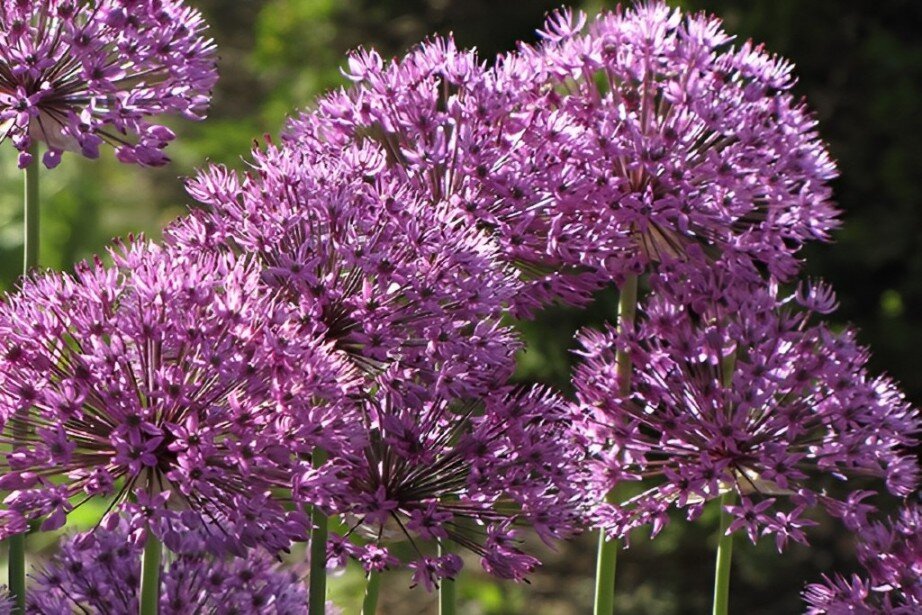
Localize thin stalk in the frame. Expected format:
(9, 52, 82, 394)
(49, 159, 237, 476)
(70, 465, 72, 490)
(712, 349, 737, 615)
(139, 532, 162, 615)
(361, 570, 381, 615)
(593, 273, 639, 615)
(438, 540, 456, 615)
(309, 448, 329, 615)
(7, 533, 25, 615)
(712, 490, 736, 615)
(23, 143, 39, 273)
(593, 524, 619, 615)
(6, 145, 40, 615)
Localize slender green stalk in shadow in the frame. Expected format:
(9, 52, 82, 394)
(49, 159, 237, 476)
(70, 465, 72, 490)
(7, 144, 40, 614)
(309, 448, 329, 615)
(438, 540, 456, 615)
(593, 274, 638, 615)
(361, 569, 381, 615)
(139, 532, 162, 615)
(712, 350, 738, 615)
(712, 490, 736, 615)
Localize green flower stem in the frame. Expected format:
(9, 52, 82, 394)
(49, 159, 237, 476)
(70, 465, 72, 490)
(6, 145, 40, 614)
(309, 448, 329, 615)
(438, 540, 456, 615)
(7, 533, 25, 615)
(593, 273, 639, 615)
(23, 143, 39, 274)
(139, 532, 162, 615)
(361, 569, 381, 615)
(712, 490, 736, 615)
(593, 527, 619, 615)
(711, 348, 738, 615)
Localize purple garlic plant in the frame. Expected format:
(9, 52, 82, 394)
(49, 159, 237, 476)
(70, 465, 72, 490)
(167, 139, 521, 398)
(28, 519, 338, 614)
(0, 0, 217, 168)
(0, 240, 356, 555)
(165, 132, 590, 601)
(573, 261, 919, 547)
(804, 502, 922, 614)
(285, 1, 838, 315)
(316, 380, 587, 590)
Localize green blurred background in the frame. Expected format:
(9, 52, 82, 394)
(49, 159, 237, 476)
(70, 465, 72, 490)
(1, 0, 920, 612)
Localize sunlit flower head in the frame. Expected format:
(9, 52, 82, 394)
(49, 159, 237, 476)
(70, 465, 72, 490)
(167, 140, 520, 399)
(0, 0, 217, 168)
(573, 271, 919, 547)
(29, 518, 341, 614)
(284, 1, 838, 315)
(312, 380, 588, 589)
(0, 240, 355, 555)
(804, 502, 922, 614)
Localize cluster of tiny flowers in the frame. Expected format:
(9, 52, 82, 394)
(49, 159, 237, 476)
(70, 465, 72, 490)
(28, 519, 338, 614)
(284, 1, 838, 314)
(573, 264, 920, 547)
(284, 37, 603, 315)
(803, 502, 921, 614)
(162, 95, 597, 585)
(0, 241, 356, 555)
(0, 0, 216, 168)
(167, 139, 520, 398)
(0, 0, 914, 606)
(316, 381, 587, 589)
(498, 3, 839, 283)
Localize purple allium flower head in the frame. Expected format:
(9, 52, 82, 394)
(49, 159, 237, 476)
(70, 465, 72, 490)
(284, 2, 838, 314)
(0, 588, 10, 615)
(0, 0, 217, 168)
(498, 2, 839, 283)
(803, 501, 922, 614)
(285, 37, 603, 316)
(312, 381, 587, 589)
(166, 139, 520, 398)
(28, 519, 339, 615)
(0, 240, 356, 555)
(573, 271, 920, 546)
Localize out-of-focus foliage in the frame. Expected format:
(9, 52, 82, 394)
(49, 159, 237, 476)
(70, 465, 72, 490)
(1, 1, 918, 613)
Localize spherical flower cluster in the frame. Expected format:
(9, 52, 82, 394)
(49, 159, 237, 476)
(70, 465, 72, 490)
(167, 139, 520, 398)
(0, 0, 217, 168)
(496, 2, 839, 284)
(286, 36, 604, 315)
(573, 269, 919, 547)
(803, 502, 921, 614)
(315, 381, 587, 589)
(0, 241, 356, 555)
(284, 1, 838, 314)
(29, 519, 337, 614)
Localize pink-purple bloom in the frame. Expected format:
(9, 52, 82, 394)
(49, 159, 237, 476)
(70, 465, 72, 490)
(315, 382, 587, 589)
(285, 1, 838, 314)
(167, 139, 520, 398)
(0, 0, 217, 168)
(28, 519, 335, 614)
(573, 267, 920, 546)
(0, 241, 355, 555)
(804, 502, 922, 614)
